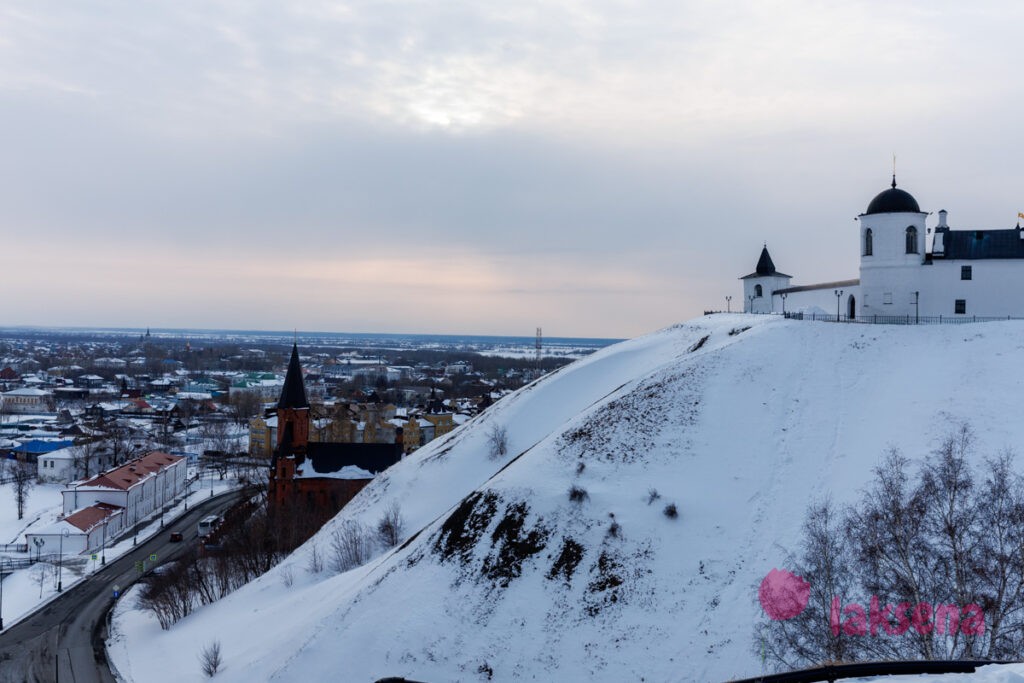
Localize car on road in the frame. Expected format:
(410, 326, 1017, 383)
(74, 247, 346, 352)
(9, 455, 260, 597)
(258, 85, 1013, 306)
(169, 531, 184, 542)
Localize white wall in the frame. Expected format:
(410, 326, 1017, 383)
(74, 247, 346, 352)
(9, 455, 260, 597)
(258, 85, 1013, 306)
(774, 285, 861, 318)
(917, 259, 1024, 318)
(743, 275, 791, 313)
(859, 210, 928, 318)
(38, 454, 75, 484)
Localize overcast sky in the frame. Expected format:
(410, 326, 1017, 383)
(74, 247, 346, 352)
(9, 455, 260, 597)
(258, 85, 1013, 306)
(2, 1, 1023, 338)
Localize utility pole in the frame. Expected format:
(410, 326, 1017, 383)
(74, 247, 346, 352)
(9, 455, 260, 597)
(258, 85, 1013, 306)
(535, 328, 542, 377)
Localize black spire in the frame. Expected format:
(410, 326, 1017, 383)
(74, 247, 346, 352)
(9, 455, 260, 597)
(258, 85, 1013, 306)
(278, 343, 309, 410)
(755, 245, 777, 275)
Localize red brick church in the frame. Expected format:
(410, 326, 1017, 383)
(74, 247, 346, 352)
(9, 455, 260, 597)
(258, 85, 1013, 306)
(267, 344, 403, 514)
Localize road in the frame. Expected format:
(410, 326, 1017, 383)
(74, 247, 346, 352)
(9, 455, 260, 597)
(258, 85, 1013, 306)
(0, 491, 242, 683)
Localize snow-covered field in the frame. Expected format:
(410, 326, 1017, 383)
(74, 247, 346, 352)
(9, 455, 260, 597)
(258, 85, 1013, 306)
(0, 482, 65, 545)
(110, 315, 1024, 682)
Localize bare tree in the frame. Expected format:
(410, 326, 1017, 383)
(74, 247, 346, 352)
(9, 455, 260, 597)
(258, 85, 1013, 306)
(230, 391, 262, 425)
(376, 501, 405, 548)
(69, 439, 102, 480)
(32, 562, 52, 598)
(106, 420, 142, 466)
(7, 459, 36, 520)
(486, 424, 509, 460)
(330, 521, 372, 572)
(759, 426, 1024, 671)
(306, 542, 324, 574)
(199, 640, 222, 677)
(201, 420, 238, 480)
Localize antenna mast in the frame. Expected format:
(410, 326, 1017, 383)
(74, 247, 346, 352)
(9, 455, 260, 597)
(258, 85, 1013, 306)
(535, 327, 542, 376)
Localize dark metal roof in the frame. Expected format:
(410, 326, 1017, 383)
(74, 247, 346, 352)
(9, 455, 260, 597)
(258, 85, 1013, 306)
(277, 344, 309, 410)
(935, 227, 1024, 260)
(306, 442, 402, 475)
(740, 246, 793, 279)
(774, 278, 859, 295)
(864, 178, 921, 215)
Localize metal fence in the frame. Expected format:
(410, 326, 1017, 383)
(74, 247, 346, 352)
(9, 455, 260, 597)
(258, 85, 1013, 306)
(783, 311, 1024, 325)
(0, 543, 27, 553)
(703, 311, 1024, 326)
(726, 658, 1012, 683)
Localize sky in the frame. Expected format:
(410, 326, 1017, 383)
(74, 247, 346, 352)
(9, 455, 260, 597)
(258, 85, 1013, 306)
(2, 1, 1024, 338)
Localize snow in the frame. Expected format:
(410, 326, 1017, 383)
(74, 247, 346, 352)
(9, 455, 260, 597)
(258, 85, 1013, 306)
(0, 472, 241, 630)
(0, 482, 66, 544)
(110, 315, 1024, 681)
(294, 465, 374, 480)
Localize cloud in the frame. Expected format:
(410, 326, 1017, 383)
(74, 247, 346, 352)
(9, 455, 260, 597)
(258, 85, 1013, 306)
(1, 2, 1024, 336)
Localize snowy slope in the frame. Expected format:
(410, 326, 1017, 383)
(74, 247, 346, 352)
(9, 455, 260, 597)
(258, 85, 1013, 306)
(111, 315, 1024, 682)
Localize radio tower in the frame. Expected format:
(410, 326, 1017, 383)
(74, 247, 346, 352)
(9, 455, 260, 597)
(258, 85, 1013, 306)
(535, 327, 542, 376)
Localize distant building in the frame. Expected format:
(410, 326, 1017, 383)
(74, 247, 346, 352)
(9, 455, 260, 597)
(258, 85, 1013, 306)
(742, 176, 1024, 320)
(249, 414, 277, 458)
(61, 451, 187, 525)
(27, 451, 186, 555)
(267, 345, 402, 516)
(1, 387, 54, 414)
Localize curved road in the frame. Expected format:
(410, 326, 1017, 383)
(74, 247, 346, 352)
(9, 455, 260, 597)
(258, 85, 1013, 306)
(0, 491, 242, 683)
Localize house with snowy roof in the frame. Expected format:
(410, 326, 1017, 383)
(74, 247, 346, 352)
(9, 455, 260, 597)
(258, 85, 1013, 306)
(1, 387, 54, 414)
(60, 451, 186, 534)
(742, 175, 1024, 320)
(26, 502, 124, 556)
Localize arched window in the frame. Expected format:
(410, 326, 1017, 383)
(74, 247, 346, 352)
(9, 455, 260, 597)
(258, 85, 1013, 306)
(754, 284, 763, 297)
(905, 226, 918, 254)
(864, 228, 873, 256)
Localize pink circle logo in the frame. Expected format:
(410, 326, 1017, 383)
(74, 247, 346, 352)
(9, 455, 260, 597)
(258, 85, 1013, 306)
(759, 568, 811, 620)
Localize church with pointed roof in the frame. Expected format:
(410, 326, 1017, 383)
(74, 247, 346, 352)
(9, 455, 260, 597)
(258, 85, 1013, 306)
(741, 176, 1024, 320)
(267, 344, 403, 514)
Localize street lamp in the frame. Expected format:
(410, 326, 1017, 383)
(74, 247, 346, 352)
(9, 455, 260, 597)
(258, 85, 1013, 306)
(914, 290, 920, 324)
(57, 528, 69, 592)
(781, 292, 788, 315)
(834, 289, 844, 322)
(747, 294, 755, 314)
(725, 295, 732, 313)
(33, 537, 44, 562)
(1, 557, 6, 630)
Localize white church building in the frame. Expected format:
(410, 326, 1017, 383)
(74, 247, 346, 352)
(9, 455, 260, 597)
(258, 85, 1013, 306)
(742, 176, 1024, 321)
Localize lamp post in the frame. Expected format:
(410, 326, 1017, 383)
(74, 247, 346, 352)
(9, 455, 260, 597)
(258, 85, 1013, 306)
(1, 557, 6, 630)
(747, 295, 755, 314)
(834, 289, 844, 322)
(57, 528, 69, 592)
(725, 295, 732, 313)
(781, 293, 788, 315)
(33, 537, 44, 562)
(914, 291, 920, 324)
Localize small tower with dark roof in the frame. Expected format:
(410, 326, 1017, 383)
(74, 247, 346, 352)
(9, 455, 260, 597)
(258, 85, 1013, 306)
(739, 245, 792, 313)
(857, 176, 927, 318)
(276, 343, 310, 456)
(268, 343, 312, 509)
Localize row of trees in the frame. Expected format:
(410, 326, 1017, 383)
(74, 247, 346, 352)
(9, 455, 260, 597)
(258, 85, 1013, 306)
(757, 425, 1024, 669)
(139, 500, 405, 629)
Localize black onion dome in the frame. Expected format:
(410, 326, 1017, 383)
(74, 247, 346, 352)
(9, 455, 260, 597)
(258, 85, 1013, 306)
(865, 178, 921, 215)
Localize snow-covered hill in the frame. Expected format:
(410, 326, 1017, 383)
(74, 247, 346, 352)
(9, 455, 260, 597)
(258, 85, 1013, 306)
(110, 315, 1024, 682)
